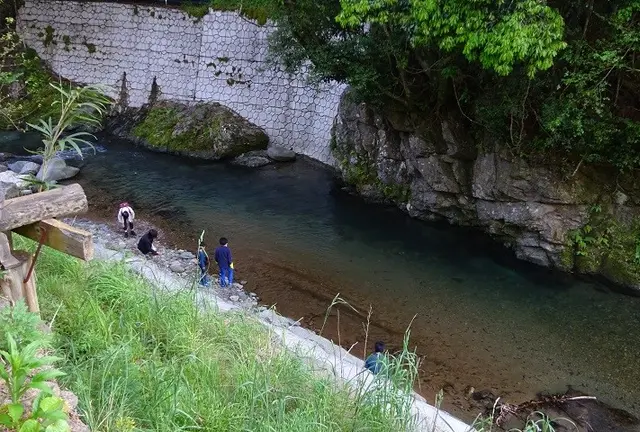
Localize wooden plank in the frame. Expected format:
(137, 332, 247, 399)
(13, 219, 94, 261)
(0, 184, 88, 232)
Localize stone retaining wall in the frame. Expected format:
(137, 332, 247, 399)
(17, 0, 345, 164)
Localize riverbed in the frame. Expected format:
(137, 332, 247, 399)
(4, 132, 640, 426)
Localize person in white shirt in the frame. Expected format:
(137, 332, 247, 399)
(117, 202, 136, 238)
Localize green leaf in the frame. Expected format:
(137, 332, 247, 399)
(31, 370, 66, 383)
(27, 381, 54, 394)
(0, 413, 13, 427)
(29, 355, 62, 368)
(44, 419, 70, 432)
(8, 403, 24, 423)
(19, 419, 41, 432)
(39, 397, 64, 414)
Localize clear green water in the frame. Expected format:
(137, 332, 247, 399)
(4, 133, 640, 422)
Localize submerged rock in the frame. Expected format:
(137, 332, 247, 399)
(108, 101, 269, 160)
(231, 150, 272, 168)
(267, 145, 296, 162)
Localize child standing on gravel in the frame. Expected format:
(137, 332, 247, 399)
(214, 237, 234, 287)
(198, 242, 210, 287)
(117, 202, 136, 238)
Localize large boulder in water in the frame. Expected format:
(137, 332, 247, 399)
(109, 101, 269, 160)
(36, 157, 80, 182)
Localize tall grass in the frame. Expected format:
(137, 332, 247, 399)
(29, 243, 417, 431)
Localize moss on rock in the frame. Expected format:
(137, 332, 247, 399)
(0, 49, 63, 131)
(566, 207, 640, 289)
(132, 107, 179, 148)
(130, 101, 268, 159)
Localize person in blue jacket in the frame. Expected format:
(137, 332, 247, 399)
(197, 242, 210, 287)
(214, 237, 234, 287)
(364, 341, 387, 375)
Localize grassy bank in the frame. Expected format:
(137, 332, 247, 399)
(28, 244, 417, 431)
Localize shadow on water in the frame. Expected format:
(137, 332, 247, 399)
(4, 131, 640, 428)
(329, 187, 580, 291)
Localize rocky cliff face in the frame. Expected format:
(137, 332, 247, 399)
(332, 90, 640, 292)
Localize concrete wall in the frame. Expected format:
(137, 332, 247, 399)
(17, 0, 346, 164)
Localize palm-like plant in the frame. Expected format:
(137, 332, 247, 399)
(26, 83, 111, 190)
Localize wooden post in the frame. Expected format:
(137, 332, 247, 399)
(0, 251, 38, 313)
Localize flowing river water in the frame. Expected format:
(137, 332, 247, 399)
(4, 132, 640, 426)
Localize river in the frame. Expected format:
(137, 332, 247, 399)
(4, 132, 640, 426)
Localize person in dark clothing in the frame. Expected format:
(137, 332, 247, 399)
(214, 237, 233, 287)
(137, 229, 159, 256)
(197, 242, 210, 287)
(364, 341, 387, 375)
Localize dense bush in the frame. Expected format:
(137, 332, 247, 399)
(268, 0, 640, 172)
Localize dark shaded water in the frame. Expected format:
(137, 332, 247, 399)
(4, 133, 640, 424)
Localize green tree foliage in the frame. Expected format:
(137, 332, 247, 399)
(270, 0, 640, 171)
(336, 0, 566, 77)
(537, 1, 640, 170)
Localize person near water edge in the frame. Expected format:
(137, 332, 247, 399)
(198, 241, 211, 287)
(138, 229, 159, 256)
(214, 237, 233, 287)
(364, 341, 387, 375)
(117, 202, 136, 238)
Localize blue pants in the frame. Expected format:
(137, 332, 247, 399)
(199, 268, 210, 287)
(219, 267, 233, 287)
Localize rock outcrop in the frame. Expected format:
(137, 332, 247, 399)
(107, 101, 269, 160)
(8, 160, 40, 175)
(0, 171, 28, 200)
(37, 157, 80, 182)
(332, 90, 640, 292)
